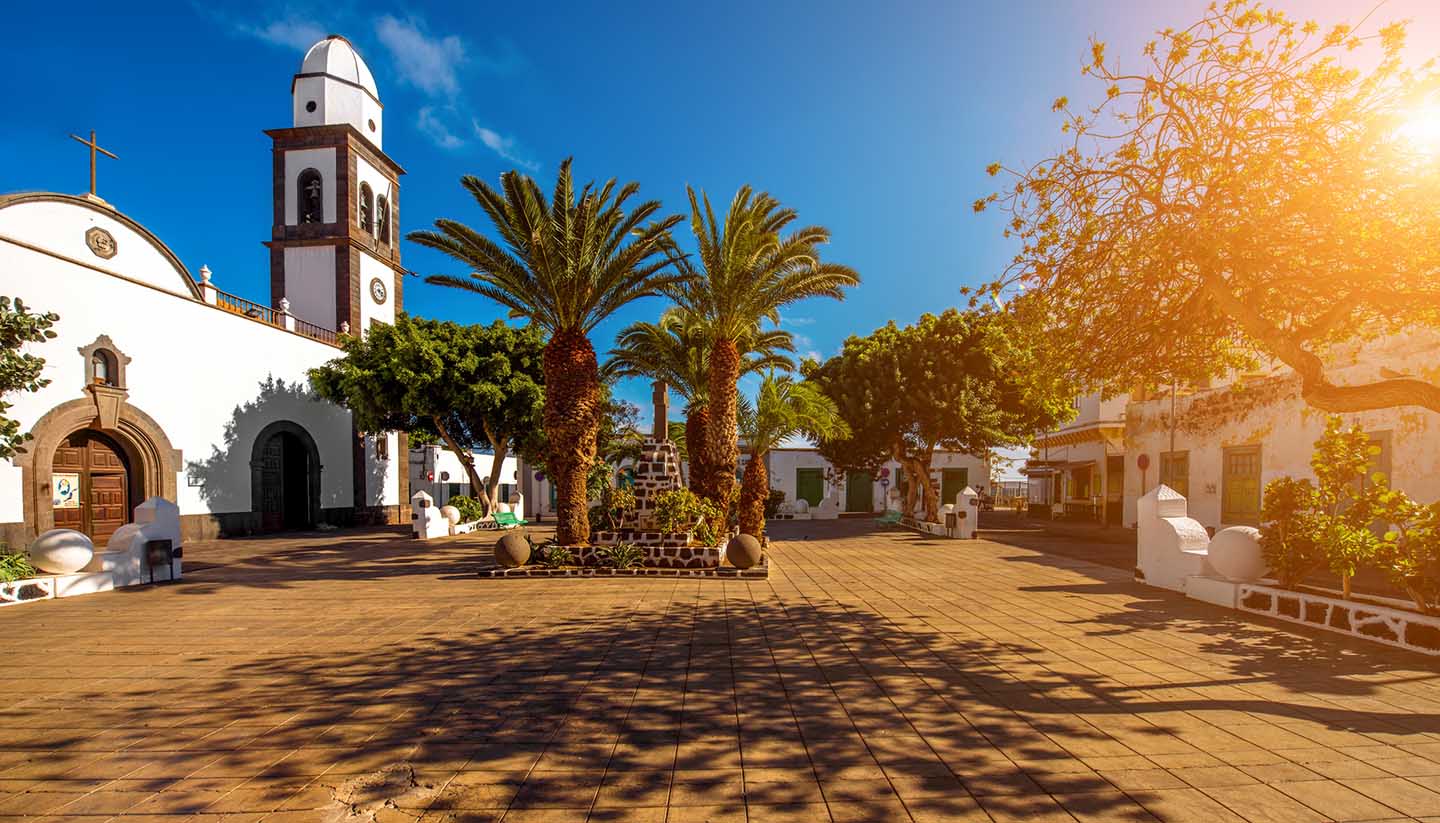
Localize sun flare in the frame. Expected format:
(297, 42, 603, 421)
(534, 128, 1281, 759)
(1396, 103, 1440, 156)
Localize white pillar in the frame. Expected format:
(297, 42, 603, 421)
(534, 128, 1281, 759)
(198, 265, 218, 305)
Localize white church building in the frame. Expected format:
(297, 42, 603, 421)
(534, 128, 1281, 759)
(0, 35, 410, 545)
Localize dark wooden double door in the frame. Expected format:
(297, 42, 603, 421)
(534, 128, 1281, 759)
(52, 430, 131, 544)
(258, 431, 313, 531)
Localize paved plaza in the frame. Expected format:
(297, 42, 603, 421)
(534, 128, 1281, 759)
(4, 519, 1440, 822)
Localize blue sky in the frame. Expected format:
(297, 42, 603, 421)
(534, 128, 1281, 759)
(4, 0, 1435, 472)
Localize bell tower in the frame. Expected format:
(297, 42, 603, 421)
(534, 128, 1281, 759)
(264, 34, 404, 334)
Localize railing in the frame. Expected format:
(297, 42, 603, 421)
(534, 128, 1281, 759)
(215, 289, 278, 325)
(295, 317, 339, 346)
(211, 288, 340, 347)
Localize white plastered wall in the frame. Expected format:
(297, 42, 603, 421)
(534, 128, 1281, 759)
(282, 246, 337, 330)
(0, 201, 357, 520)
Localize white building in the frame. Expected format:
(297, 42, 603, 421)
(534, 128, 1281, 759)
(753, 447, 990, 517)
(408, 445, 523, 516)
(1123, 332, 1440, 531)
(1024, 392, 1128, 524)
(0, 35, 408, 544)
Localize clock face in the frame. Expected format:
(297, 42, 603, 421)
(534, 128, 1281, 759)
(369, 277, 388, 304)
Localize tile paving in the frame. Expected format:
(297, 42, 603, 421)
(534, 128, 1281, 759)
(3, 518, 1440, 821)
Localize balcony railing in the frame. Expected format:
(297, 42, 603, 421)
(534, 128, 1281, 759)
(211, 288, 339, 347)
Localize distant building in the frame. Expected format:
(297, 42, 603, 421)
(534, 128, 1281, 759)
(1023, 393, 1128, 525)
(407, 444, 523, 516)
(745, 447, 990, 517)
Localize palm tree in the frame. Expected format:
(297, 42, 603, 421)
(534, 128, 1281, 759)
(737, 374, 850, 535)
(603, 309, 794, 498)
(409, 159, 683, 544)
(667, 186, 859, 515)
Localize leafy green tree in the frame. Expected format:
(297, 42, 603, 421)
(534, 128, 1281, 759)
(309, 315, 545, 516)
(0, 297, 57, 460)
(604, 309, 794, 497)
(410, 159, 683, 543)
(666, 187, 857, 515)
(806, 308, 1072, 522)
(977, 3, 1440, 412)
(737, 375, 849, 536)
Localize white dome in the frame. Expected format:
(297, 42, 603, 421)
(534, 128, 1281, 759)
(299, 35, 379, 101)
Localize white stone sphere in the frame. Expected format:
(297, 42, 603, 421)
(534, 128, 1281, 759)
(942, 503, 955, 514)
(793, 499, 810, 514)
(30, 529, 95, 575)
(104, 523, 146, 555)
(497, 502, 511, 514)
(1208, 526, 1266, 581)
(440, 506, 461, 526)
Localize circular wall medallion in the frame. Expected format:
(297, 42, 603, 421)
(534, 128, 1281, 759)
(368, 119, 376, 132)
(84, 227, 117, 260)
(369, 277, 388, 304)
(305, 100, 317, 113)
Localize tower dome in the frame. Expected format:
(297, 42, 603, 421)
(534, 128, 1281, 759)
(292, 34, 383, 148)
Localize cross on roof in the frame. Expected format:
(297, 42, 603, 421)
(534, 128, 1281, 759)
(68, 130, 118, 197)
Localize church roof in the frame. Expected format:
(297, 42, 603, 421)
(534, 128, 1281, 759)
(298, 35, 379, 102)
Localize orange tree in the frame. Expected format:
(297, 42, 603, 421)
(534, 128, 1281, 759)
(976, 2, 1440, 411)
(410, 159, 683, 544)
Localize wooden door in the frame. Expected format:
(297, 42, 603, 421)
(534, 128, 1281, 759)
(845, 472, 873, 513)
(795, 468, 824, 507)
(941, 468, 969, 507)
(259, 435, 285, 531)
(1222, 446, 1262, 525)
(50, 430, 131, 542)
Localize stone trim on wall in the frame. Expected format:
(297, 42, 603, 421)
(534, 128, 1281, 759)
(13, 396, 182, 542)
(1237, 582, 1440, 656)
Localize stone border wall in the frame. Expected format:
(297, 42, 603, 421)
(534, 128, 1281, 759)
(591, 529, 694, 548)
(572, 543, 720, 569)
(478, 558, 768, 580)
(1237, 582, 1440, 656)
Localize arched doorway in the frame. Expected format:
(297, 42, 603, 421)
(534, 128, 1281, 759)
(250, 422, 321, 532)
(50, 429, 137, 543)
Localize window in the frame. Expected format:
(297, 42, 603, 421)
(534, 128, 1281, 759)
(297, 168, 323, 224)
(376, 195, 390, 243)
(1222, 446, 1262, 525)
(1160, 451, 1189, 498)
(359, 182, 374, 233)
(91, 350, 116, 386)
(795, 468, 824, 507)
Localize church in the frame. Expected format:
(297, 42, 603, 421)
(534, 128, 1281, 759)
(0, 35, 410, 545)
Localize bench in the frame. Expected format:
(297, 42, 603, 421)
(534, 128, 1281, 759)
(494, 511, 528, 529)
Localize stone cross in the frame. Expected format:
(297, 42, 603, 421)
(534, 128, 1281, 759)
(652, 380, 669, 440)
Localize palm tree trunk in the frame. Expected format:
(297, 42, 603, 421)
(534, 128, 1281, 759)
(739, 450, 768, 536)
(686, 404, 711, 497)
(705, 338, 741, 513)
(544, 330, 601, 544)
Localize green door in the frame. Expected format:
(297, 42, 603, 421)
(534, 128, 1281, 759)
(1222, 446, 1262, 525)
(941, 468, 969, 506)
(795, 468, 824, 507)
(846, 472, 874, 512)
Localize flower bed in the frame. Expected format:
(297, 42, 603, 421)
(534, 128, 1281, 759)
(572, 542, 721, 569)
(1236, 582, 1440, 656)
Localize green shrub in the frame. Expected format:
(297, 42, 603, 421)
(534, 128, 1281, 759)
(1372, 492, 1440, 616)
(447, 495, 486, 523)
(764, 489, 786, 519)
(600, 542, 645, 569)
(536, 544, 575, 569)
(1259, 417, 1382, 595)
(0, 550, 35, 583)
(654, 488, 725, 545)
(598, 486, 635, 531)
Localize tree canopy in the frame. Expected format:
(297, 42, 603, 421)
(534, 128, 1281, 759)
(805, 308, 1072, 520)
(309, 314, 545, 515)
(0, 297, 57, 460)
(977, 2, 1440, 412)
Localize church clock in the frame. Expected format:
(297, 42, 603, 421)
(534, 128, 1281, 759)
(369, 277, 387, 305)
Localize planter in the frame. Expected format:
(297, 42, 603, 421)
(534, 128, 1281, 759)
(0, 577, 56, 605)
(1236, 582, 1440, 656)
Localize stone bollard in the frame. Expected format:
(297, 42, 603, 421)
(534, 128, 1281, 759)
(955, 487, 980, 539)
(411, 490, 447, 539)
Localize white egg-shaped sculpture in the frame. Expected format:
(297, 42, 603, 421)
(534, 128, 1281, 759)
(1208, 526, 1267, 581)
(105, 523, 145, 554)
(496, 502, 512, 514)
(793, 499, 810, 514)
(440, 505, 461, 525)
(30, 528, 95, 575)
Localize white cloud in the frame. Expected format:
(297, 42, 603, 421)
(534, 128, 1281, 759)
(375, 15, 464, 98)
(779, 313, 816, 327)
(417, 107, 463, 149)
(198, 5, 327, 52)
(473, 122, 540, 171)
